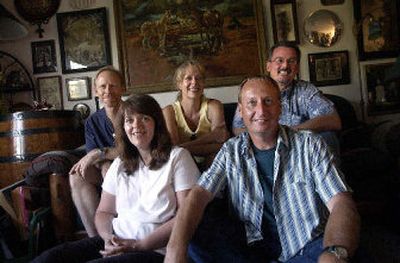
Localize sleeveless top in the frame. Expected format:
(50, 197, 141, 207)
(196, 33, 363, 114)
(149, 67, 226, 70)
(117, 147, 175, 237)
(172, 96, 212, 143)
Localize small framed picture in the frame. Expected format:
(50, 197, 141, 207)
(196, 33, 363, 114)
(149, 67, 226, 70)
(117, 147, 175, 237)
(271, 0, 300, 44)
(31, 40, 57, 74)
(308, 51, 350, 87)
(37, 76, 63, 109)
(66, 77, 91, 101)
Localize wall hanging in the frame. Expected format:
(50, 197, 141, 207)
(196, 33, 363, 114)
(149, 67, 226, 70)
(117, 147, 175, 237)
(14, 0, 60, 38)
(304, 9, 343, 47)
(270, 0, 299, 44)
(56, 7, 111, 74)
(115, 0, 267, 94)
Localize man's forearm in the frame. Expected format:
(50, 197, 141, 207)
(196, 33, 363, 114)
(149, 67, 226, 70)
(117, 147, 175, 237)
(323, 193, 360, 257)
(293, 113, 342, 132)
(165, 186, 213, 263)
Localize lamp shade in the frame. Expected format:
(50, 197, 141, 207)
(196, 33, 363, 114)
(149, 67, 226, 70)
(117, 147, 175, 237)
(0, 3, 28, 40)
(384, 56, 400, 83)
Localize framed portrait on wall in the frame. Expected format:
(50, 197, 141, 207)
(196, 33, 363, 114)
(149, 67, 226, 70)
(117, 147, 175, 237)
(270, 0, 299, 44)
(114, 0, 268, 94)
(31, 40, 57, 74)
(37, 76, 63, 109)
(353, 0, 400, 61)
(56, 8, 112, 74)
(308, 51, 350, 87)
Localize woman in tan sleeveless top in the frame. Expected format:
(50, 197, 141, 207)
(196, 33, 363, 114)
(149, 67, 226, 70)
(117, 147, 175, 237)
(162, 60, 229, 170)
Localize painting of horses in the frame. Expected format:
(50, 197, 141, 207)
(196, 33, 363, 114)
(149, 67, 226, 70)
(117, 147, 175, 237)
(115, 0, 267, 93)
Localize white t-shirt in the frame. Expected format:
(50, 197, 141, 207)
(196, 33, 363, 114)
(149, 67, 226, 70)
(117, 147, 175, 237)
(102, 146, 200, 254)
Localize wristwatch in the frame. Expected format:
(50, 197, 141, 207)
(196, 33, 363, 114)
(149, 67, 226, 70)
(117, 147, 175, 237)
(323, 246, 349, 261)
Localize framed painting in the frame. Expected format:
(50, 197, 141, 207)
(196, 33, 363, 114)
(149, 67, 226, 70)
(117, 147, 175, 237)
(360, 59, 400, 116)
(37, 76, 63, 109)
(308, 51, 350, 87)
(114, 0, 268, 94)
(270, 0, 299, 44)
(353, 0, 400, 61)
(56, 7, 112, 74)
(321, 0, 344, 5)
(31, 40, 57, 74)
(65, 77, 91, 101)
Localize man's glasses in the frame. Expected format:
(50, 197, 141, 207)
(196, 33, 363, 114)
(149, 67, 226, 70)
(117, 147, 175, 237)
(271, 57, 298, 65)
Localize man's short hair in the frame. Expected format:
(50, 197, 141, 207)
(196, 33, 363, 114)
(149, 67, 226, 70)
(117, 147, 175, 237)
(94, 66, 125, 87)
(238, 75, 280, 103)
(268, 42, 301, 63)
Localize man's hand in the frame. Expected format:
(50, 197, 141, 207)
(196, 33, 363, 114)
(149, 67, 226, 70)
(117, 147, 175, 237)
(100, 235, 142, 257)
(69, 149, 101, 178)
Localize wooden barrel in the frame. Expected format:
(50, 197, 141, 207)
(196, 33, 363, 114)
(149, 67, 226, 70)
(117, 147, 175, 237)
(0, 110, 84, 188)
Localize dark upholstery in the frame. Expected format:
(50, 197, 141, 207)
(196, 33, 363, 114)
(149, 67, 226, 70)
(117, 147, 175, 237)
(223, 103, 237, 135)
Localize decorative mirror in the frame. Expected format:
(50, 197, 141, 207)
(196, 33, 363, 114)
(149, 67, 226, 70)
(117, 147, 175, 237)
(14, 0, 61, 38)
(303, 9, 343, 47)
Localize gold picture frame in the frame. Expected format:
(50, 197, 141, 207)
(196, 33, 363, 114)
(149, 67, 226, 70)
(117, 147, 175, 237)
(114, 0, 267, 94)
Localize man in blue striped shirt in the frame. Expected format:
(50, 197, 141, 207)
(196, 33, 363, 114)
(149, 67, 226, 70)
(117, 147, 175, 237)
(166, 76, 360, 263)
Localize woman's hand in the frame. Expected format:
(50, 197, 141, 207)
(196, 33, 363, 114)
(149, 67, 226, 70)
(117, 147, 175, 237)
(100, 235, 143, 257)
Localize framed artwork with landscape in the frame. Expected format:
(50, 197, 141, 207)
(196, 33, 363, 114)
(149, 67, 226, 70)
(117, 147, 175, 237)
(56, 8, 112, 74)
(353, 0, 400, 61)
(114, 0, 267, 94)
(308, 51, 350, 87)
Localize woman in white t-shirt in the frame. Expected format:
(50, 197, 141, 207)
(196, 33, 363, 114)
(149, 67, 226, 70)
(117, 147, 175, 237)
(32, 94, 200, 263)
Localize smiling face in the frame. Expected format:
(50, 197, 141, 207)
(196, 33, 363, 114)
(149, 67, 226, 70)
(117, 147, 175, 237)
(123, 112, 155, 153)
(239, 78, 281, 136)
(94, 70, 125, 107)
(266, 46, 299, 90)
(177, 65, 205, 100)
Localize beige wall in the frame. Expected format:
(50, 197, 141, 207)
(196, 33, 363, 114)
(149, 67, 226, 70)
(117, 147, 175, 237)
(1, 0, 399, 123)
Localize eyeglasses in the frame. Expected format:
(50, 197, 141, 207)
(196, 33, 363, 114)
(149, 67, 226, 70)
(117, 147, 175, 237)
(271, 57, 298, 65)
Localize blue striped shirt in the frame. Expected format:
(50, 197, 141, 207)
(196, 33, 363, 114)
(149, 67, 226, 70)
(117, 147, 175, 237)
(198, 125, 350, 261)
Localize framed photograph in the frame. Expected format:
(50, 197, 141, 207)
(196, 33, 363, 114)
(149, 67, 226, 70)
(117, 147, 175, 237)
(56, 8, 112, 74)
(321, 0, 344, 5)
(31, 40, 57, 74)
(37, 76, 63, 109)
(353, 0, 400, 61)
(65, 77, 91, 101)
(114, 0, 268, 94)
(360, 59, 400, 116)
(270, 0, 299, 44)
(73, 103, 91, 119)
(308, 51, 350, 87)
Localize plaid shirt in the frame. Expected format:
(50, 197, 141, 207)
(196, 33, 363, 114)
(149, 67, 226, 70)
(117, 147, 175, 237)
(198, 126, 350, 261)
(232, 80, 336, 129)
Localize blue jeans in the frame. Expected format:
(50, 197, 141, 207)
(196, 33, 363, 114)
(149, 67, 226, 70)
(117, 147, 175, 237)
(189, 203, 325, 263)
